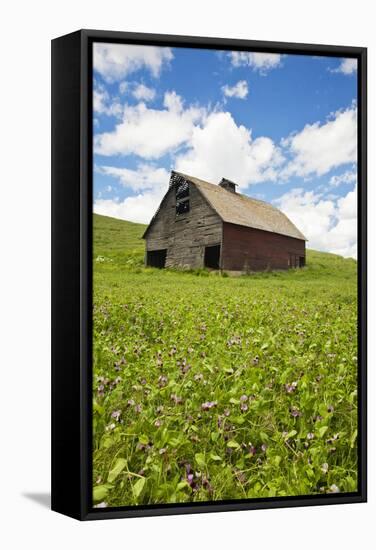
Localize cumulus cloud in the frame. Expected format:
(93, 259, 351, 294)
(275, 185, 357, 258)
(94, 91, 206, 158)
(331, 58, 357, 75)
(132, 83, 156, 102)
(94, 189, 164, 225)
(229, 51, 282, 73)
(94, 163, 170, 224)
(96, 164, 169, 192)
(329, 168, 357, 187)
(222, 80, 248, 99)
(93, 84, 122, 118)
(175, 111, 284, 188)
(281, 103, 357, 178)
(93, 43, 173, 82)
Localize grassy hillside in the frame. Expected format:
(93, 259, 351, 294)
(94, 213, 146, 265)
(92, 213, 358, 507)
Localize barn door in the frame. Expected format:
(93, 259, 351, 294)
(146, 249, 167, 268)
(204, 245, 221, 269)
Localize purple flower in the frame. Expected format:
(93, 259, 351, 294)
(240, 403, 248, 412)
(247, 444, 257, 456)
(111, 410, 121, 421)
(240, 395, 248, 402)
(290, 407, 301, 418)
(285, 381, 298, 394)
(127, 399, 135, 407)
(158, 375, 168, 387)
(171, 394, 183, 405)
(134, 404, 142, 413)
(201, 401, 217, 411)
(261, 443, 267, 452)
(154, 419, 162, 428)
(307, 432, 315, 440)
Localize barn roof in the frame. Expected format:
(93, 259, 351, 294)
(143, 171, 307, 241)
(179, 173, 307, 241)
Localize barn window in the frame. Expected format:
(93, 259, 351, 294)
(175, 178, 190, 216)
(299, 256, 305, 267)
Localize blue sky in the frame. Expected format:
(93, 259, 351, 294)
(93, 44, 357, 257)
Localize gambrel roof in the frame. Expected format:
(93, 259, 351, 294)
(143, 171, 307, 241)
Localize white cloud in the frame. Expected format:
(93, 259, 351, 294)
(93, 43, 173, 82)
(222, 80, 248, 99)
(229, 51, 282, 73)
(175, 111, 284, 188)
(119, 81, 128, 94)
(94, 91, 206, 159)
(281, 103, 357, 178)
(132, 83, 156, 102)
(94, 163, 170, 224)
(275, 185, 357, 258)
(96, 164, 170, 192)
(93, 86, 123, 118)
(329, 168, 357, 187)
(94, 189, 164, 225)
(331, 58, 357, 75)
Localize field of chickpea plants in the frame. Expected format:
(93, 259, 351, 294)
(92, 214, 358, 508)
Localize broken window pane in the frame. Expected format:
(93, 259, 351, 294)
(176, 179, 189, 200)
(176, 200, 190, 215)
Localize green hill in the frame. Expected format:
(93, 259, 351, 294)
(93, 213, 146, 265)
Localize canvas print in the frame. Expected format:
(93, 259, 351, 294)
(92, 42, 358, 508)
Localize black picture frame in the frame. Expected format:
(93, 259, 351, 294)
(51, 29, 367, 520)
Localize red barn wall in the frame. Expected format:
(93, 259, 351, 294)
(222, 222, 306, 271)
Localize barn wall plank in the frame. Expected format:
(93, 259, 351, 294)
(145, 182, 222, 268)
(222, 222, 306, 271)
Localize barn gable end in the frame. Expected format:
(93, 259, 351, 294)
(144, 174, 222, 269)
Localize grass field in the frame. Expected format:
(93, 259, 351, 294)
(92, 213, 358, 507)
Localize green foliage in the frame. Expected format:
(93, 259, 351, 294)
(92, 214, 358, 507)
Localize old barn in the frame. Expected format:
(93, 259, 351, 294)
(143, 171, 306, 272)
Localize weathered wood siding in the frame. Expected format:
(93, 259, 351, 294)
(222, 222, 306, 271)
(145, 183, 222, 268)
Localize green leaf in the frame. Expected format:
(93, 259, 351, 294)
(210, 454, 222, 462)
(229, 397, 239, 405)
(318, 426, 328, 438)
(138, 434, 149, 445)
(132, 477, 146, 499)
(227, 440, 240, 449)
(177, 480, 189, 490)
(350, 429, 358, 448)
(107, 458, 127, 483)
(284, 430, 297, 440)
(274, 456, 282, 467)
(93, 485, 110, 502)
(195, 452, 206, 469)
